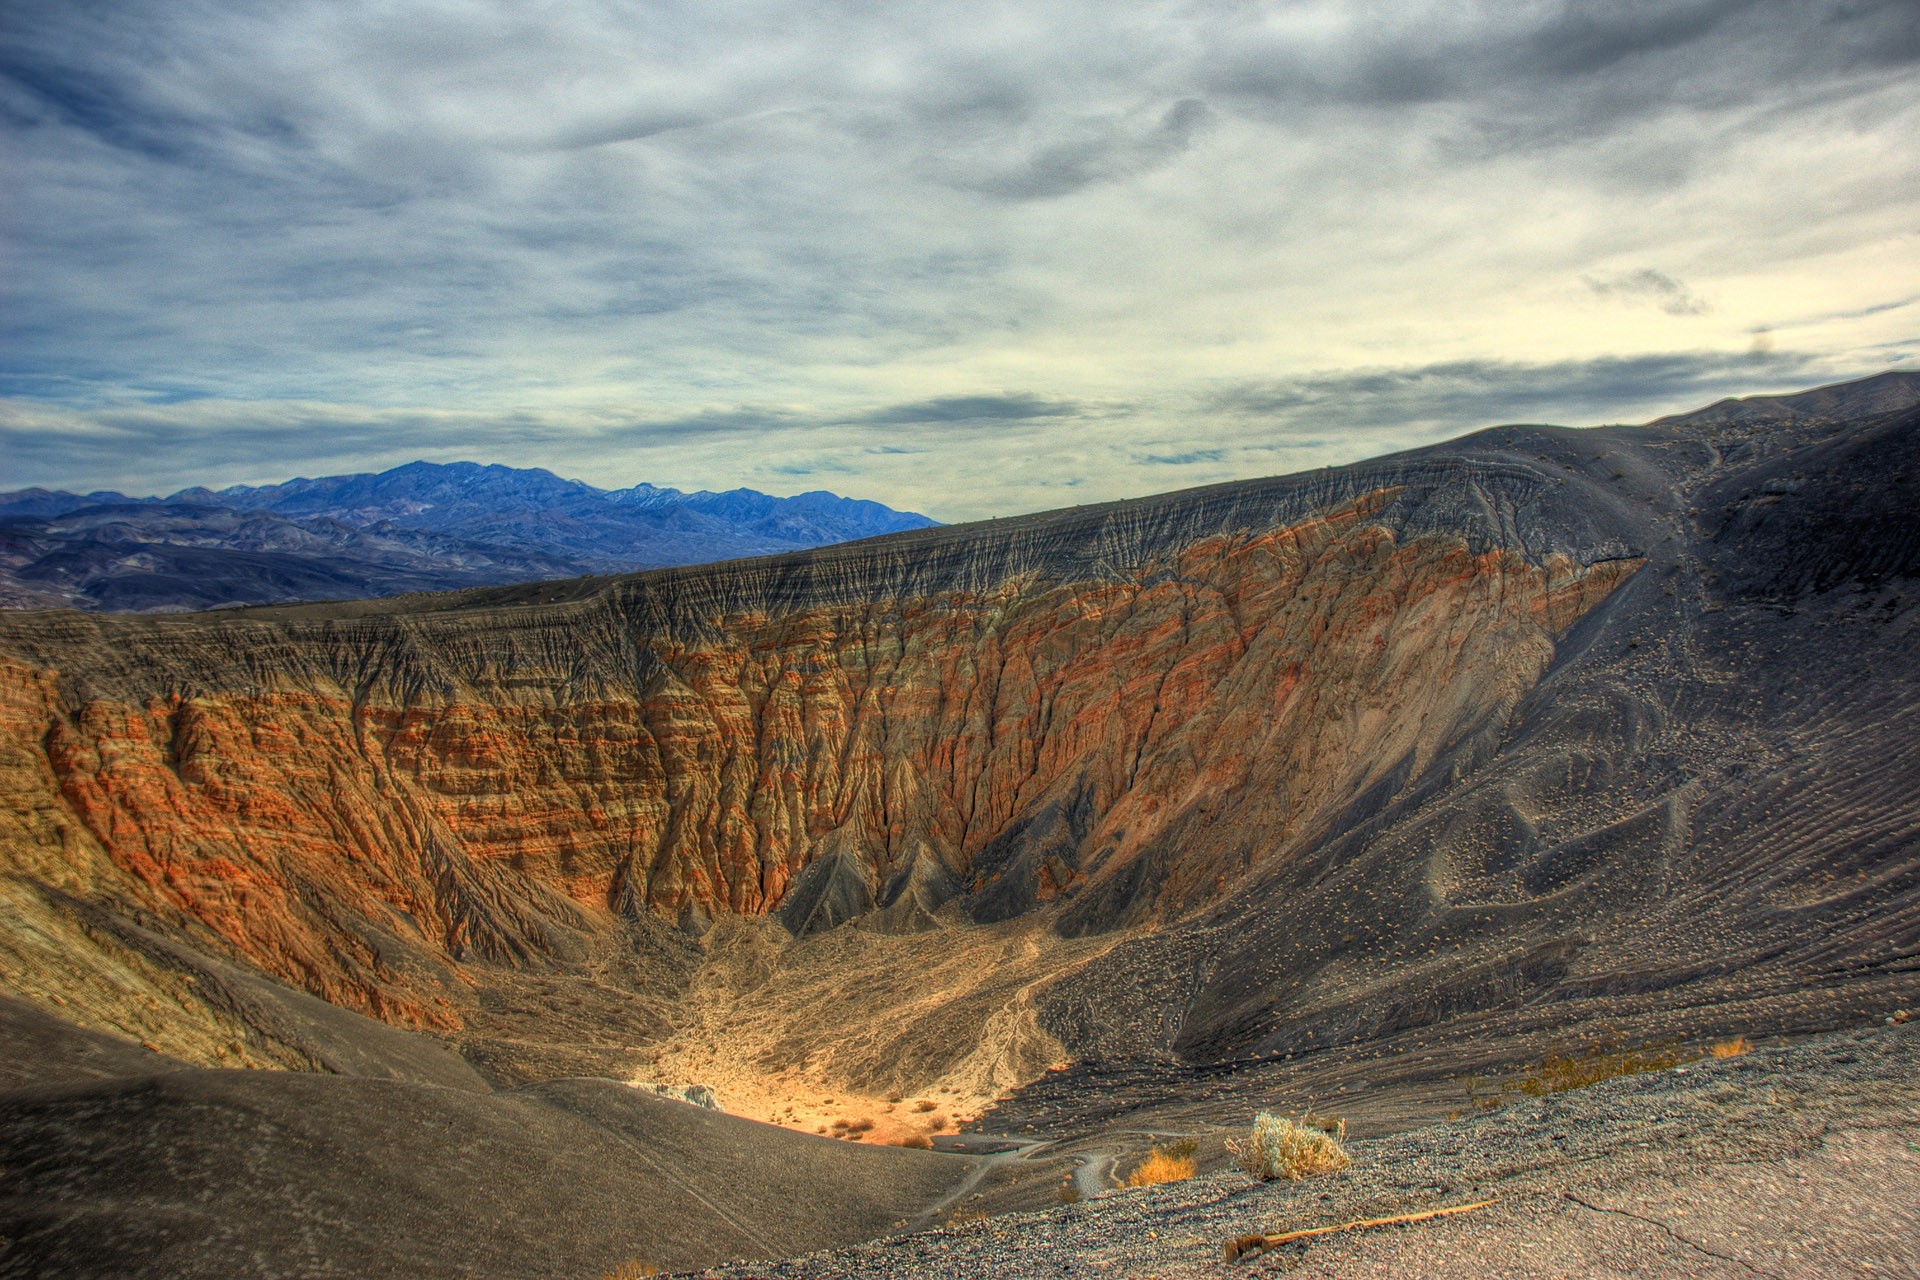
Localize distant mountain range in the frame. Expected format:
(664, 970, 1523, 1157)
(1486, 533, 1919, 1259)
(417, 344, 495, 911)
(0, 462, 938, 612)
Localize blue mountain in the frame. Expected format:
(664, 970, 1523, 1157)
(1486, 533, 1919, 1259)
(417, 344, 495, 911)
(0, 462, 937, 612)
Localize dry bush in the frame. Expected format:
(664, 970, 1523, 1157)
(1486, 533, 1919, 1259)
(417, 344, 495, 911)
(1126, 1138, 1198, 1187)
(844, 1117, 875, 1135)
(895, 1133, 933, 1149)
(1507, 1043, 1692, 1096)
(1057, 1181, 1082, 1203)
(913, 1099, 938, 1112)
(1470, 1034, 1756, 1113)
(599, 1263, 658, 1279)
(1227, 1112, 1351, 1182)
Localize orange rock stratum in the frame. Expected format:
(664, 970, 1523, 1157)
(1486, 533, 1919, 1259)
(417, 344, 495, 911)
(0, 467, 1635, 1052)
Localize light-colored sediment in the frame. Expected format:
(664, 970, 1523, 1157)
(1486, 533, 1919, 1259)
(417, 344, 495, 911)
(641, 916, 1125, 1142)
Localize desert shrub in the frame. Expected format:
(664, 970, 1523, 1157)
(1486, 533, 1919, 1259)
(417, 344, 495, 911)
(1057, 1181, 1082, 1203)
(1470, 1034, 1757, 1113)
(599, 1263, 658, 1279)
(1227, 1112, 1351, 1181)
(895, 1133, 933, 1149)
(1507, 1043, 1691, 1096)
(913, 1099, 938, 1112)
(1126, 1138, 1198, 1187)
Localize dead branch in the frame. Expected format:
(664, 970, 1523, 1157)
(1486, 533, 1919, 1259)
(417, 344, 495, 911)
(1224, 1198, 1499, 1261)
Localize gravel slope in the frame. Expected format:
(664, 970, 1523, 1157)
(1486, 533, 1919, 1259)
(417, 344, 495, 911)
(692, 1020, 1918, 1279)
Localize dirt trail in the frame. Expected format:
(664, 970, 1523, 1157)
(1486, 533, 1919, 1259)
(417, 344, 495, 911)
(907, 1137, 1057, 1233)
(1071, 1150, 1116, 1199)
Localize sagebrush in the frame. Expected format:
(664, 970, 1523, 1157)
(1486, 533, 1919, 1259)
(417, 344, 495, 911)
(1470, 1033, 1756, 1109)
(1227, 1112, 1350, 1181)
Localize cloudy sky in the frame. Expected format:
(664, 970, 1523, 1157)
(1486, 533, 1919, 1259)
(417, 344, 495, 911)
(2, 0, 1915, 520)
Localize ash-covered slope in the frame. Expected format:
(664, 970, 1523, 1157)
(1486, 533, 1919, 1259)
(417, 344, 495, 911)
(0, 994, 977, 1280)
(0, 373, 1915, 1096)
(1032, 373, 1920, 1083)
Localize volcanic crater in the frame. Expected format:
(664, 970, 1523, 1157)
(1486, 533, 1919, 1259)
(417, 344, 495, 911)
(2, 373, 1917, 1278)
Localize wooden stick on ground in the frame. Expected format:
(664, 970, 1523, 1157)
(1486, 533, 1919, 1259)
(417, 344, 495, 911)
(1224, 1198, 1499, 1262)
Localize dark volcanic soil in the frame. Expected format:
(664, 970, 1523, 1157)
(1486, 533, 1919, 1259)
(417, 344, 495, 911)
(0, 993, 984, 1279)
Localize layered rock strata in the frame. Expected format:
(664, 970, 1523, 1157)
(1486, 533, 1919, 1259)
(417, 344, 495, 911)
(0, 456, 1636, 1041)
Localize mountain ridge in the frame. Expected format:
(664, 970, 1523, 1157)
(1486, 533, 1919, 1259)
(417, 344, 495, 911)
(0, 460, 938, 612)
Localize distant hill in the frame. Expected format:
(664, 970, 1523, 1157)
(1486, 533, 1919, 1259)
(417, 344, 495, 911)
(0, 462, 938, 612)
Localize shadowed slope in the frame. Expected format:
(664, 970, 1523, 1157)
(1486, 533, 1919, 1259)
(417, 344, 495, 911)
(995, 387, 1920, 1132)
(0, 999, 978, 1279)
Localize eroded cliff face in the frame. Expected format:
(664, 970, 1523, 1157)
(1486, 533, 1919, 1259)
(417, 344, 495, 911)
(0, 475, 1635, 1043)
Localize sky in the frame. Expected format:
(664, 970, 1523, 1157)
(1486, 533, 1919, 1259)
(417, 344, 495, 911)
(2, 0, 1916, 521)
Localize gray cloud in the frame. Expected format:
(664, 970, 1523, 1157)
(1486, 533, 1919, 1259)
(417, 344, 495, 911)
(853, 394, 1085, 425)
(1771, 294, 1920, 329)
(1137, 448, 1225, 466)
(1521, 1, 1759, 78)
(963, 98, 1213, 200)
(1585, 268, 1711, 316)
(1200, 1, 1917, 120)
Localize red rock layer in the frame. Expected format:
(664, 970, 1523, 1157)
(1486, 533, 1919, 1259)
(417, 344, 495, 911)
(0, 491, 1635, 1028)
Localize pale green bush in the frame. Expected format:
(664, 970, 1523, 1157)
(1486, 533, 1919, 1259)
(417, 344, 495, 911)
(1226, 1111, 1350, 1181)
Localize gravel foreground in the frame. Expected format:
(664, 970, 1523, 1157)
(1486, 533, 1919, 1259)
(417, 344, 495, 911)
(696, 1021, 1919, 1279)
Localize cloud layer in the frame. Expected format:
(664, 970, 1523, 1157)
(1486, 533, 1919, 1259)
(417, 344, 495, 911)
(3, 0, 1915, 518)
